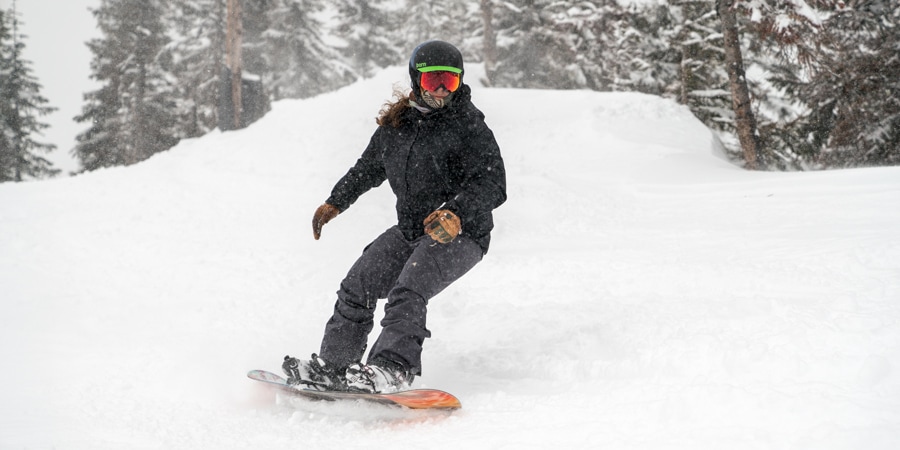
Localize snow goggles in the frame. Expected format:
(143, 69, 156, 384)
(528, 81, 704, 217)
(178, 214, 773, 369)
(419, 70, 461, 93)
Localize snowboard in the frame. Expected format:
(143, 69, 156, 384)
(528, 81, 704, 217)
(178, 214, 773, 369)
(247, 369, 461, 410)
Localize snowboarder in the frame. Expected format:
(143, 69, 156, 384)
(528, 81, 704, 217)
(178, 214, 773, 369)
(283, 40, 507, 394)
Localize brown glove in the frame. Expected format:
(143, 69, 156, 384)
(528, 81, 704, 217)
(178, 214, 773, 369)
(312, 203, 340, 240)
(423, 210, 461, 244)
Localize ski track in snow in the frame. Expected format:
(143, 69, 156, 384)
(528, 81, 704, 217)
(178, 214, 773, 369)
(2, 65, 899, 449)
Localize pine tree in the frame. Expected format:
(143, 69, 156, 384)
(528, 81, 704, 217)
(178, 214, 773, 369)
(239, 0, 272, 76)
(794, 0, 900, 167)
(262, 0, 356, 100)
(543, 0, 626, 91)
(612, 3, 681, 96)
(480, 0, 499, 85)
(665, 1, 730, 114)
(717, 0, 764, 169)
(168, 0, 227, 138)
(488, 0, 661, 92)
(0, 6, 58, 182)
(401, 0, 470, 51)
(331, 0, 403, 75)
(727, 0, 900, 169)
(490, 0, 586, 89)
(74, 0, 178, 171)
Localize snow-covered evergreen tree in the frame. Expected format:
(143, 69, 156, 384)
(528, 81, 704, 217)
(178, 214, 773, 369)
(241, 0, 272, 77)
(727, 0, 899, 168)
(488, 0, 665, 92)
(665, 1, 730, 117)
(489, 0, 585, 89)
(167, 0, 227, 138)
(74, 0, 179, 171)
(262, 0, 356, 99)
(0, 6, 58, 182)
(544, 0, 625, 91)
(793, 0, 900, 167)
(611, 3, 681, 95)
(331, 0, 403, 75)
(401, 0, 470, 52)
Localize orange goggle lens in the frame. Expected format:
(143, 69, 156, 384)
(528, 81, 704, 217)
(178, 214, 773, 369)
(419, 71, 461, 92)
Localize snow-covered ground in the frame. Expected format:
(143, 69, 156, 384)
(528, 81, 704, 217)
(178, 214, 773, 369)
(2, 66, 899, 449)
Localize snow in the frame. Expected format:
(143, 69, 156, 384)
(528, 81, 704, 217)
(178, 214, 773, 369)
(2, 65, 900, 449)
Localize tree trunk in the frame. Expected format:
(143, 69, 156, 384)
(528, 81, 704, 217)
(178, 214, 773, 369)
(226, 0, 243, 130)
(717, 0, 764, 170)
(679, 46, 692, 105)
(481, 0, 497, 86)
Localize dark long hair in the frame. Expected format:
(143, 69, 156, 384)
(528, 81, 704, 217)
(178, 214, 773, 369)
(376, 89, 413, 128)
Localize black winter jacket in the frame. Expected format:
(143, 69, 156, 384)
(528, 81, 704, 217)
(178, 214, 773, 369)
(326, 85, 507, 254)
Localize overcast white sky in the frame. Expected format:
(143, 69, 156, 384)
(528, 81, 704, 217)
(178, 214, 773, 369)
(2, 0, 100, 175)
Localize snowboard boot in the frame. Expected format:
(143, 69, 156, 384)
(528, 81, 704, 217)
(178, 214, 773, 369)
(282, 353, 346, 391)
(345, 359, 414, 394)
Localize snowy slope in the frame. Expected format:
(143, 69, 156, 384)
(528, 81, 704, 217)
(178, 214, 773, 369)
(2, 66, 899, 449)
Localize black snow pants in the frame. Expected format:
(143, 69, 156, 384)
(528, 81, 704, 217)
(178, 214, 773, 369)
(319, 226, 483, 376)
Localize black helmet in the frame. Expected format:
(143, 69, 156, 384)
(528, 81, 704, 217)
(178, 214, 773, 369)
(408, 40, 464, 92)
